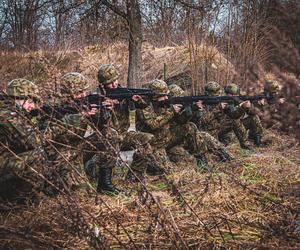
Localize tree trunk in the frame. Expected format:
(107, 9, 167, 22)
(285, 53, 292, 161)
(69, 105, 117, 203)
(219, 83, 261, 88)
(126, 0, 142, 87)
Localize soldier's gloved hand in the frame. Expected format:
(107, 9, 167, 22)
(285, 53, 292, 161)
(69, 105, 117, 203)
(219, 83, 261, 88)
(258, 99, 267, 106)
(132, 95, 141, 102)
(220, 102, 228, 109)
(81, 104, 98, 116)
(102, 100, 114, 110)
(172, 104, 183, 113)
(195, 100, 204, 110)
(278, 98, 285, 104)
(239, 100, 251, 109)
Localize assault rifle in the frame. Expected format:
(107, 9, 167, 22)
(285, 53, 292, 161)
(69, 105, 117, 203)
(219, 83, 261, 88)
(35, 87, 158, 118)
(158, 94, 275, 107)
(85, 87, 172, 111)
(85, 87, 170, 103)
(39, 103, 105, 119)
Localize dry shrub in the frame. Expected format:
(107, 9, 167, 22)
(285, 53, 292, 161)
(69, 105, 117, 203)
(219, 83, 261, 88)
(1, 130, 299, 249)
(0, 42, 299, 249)
(0, 42, 235, 92)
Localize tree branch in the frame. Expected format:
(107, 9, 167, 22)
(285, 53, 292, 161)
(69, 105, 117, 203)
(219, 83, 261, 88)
(175, 0, 205, 12)
(99, 0, 127, 20)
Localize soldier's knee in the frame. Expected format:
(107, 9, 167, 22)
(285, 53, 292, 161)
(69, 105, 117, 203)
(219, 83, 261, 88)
(183, 122, 198, 133)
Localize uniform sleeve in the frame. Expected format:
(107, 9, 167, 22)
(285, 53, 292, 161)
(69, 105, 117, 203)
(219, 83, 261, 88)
(134, 98, 149, 109)
(225, 104, 245, 119)
(42, 114, 88, 141)
(3, 112, 41, 151)
(141, 106, 174, 130)
(174, 106, 193, 124)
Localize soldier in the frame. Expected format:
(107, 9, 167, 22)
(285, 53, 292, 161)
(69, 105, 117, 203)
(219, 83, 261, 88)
(44, 72, 120, 194)
(255, 80, 285, 129)
(0, 79, 48, 200)
(191, 81, 252, 150)
(97, 64, 164, 181)
(168, 84, 233, 163)
(224, 83, 264, 146)
(136, 79, 228, 175)
(166, 84, 192, 163)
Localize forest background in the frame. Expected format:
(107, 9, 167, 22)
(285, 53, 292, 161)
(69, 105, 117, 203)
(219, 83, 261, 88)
(0, 1, 299, 249)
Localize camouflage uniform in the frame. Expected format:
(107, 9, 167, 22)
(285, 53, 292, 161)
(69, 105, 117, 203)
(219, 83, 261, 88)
(97, 64, 163, 179)
(43, 72, 120, 194)
(136, 80, 224, 173)
(192, 81, 251, 149)
(167, 84, 233, 164)
(224, 83, 264, 146)
(254, 80, 284, 129)
(0, 79, 52, 199)
(166, 85, 192, 163)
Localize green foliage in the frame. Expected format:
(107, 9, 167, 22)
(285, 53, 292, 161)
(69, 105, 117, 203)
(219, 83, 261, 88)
(240, 162, 264, 185)
(260, 193, 282, 204)
(147, 181, 168, 191)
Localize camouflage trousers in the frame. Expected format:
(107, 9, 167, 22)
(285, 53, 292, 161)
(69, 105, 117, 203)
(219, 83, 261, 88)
(83, 129, 158, 181)
(134, 122, 223, 172)
(45, 143, 85, 192)
(215, 116, 248, 146)
(242, 114, 264, 138)
(0, 148, 49, 199)
(167, 126, 231, 162)
(82, 127, 119, 182)
(120, 131, 161, 173)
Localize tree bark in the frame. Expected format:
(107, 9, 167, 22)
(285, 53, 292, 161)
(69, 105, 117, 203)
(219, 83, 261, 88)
(126, 0, 142, 87)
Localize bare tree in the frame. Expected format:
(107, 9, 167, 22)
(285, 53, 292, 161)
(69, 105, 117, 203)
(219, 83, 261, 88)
(94, 0, 142, 87)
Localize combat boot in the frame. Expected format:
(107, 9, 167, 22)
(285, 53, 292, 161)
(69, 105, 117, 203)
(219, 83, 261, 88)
(146, 155, 165, 176)
(84, 159, 97, 181)
(196, 155, 212, 172)
(97, 168, 120, 195)
(146, 162, 165, 176)
(217, 149, 234, 162)
(253, 135, 266, 147)
(240, 142, 253, 150)
(218, 133, 231, 146)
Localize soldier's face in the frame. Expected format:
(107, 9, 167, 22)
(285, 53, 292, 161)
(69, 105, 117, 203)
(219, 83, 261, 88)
(73, 90, 88, 99)
(106, 80, 119, 89)
(16, 99, 37, 112)
(156, 95, 169, 102)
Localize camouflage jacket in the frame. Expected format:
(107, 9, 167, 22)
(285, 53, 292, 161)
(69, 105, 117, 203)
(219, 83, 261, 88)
(136, 102, 175, 148)
(97, 87, 148, 134)
(40, 101, 92, 146)
(191, 102, 245, 132)
(250, 95, 284, 128)
(0, 100, 90, 153)
(0, 104, 42, 155)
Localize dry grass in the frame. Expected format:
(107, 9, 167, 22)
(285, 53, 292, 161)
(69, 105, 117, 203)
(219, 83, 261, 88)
(0, 42, 235, 92)
(1, 130, 299, 249)
(0, 44, 299, 249)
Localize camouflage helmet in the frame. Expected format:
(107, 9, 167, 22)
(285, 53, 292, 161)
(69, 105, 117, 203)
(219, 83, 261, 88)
(204, 81, 221, 96)
(264, 80, 280, 94)
(61, 72, 89, 95)
(6, 78, 40, 100)
(169, 84, 185, 97)
(224, 83, 240, 95)
(148, 79, 169, 95)
(97, 64, 119, 85)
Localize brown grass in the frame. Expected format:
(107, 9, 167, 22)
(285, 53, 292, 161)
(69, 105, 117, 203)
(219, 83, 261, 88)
(0, 42, 235, 93)
(0, 43, 299, 249)
(1, 130, 299, 249)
